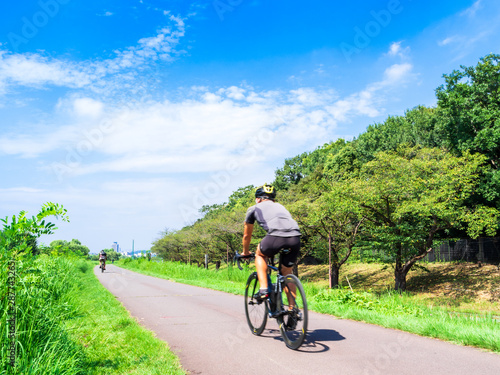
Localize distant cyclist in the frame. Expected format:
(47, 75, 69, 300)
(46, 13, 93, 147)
(99, 250, 107, 270)
(241, 184, 301, 301)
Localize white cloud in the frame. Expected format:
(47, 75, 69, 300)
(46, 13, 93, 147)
(382, 63, 413, 84)
(461, 0, 482, 17)
(0, 51, 94, 89)
(325, 61, 414, 122)
(386, 41, 410, 58)
(289, 88, 337, 107)
(0, 125, 80, 158)
(433, 0, 500, 61)
(438, 36, 457, 46)
(220, 86, 246, 100)
(0, 15, 186, 93)
(388, 41, 402, 56)
(73, 98, 105, 118)
(1, 58, 413, 168)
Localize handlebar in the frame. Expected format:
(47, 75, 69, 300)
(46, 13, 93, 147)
(234, 252, 255, 270)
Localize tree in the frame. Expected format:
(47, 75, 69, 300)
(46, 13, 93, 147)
(200, 208, 247, 263)
(273, 140, 346, 190)
(351, 147, 498, 291)
(290, 178, 365, 287)
(354, 106, 440, 163)
(102, 248, 121, 261)
(436, 54, 500, 207)
(49, 239, 90, 257)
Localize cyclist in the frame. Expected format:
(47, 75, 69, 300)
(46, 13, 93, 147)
(99, 249, 107, 270)
(241, 184, 301, 306)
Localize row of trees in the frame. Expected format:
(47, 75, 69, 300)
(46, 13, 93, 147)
(4, 230, 120, 261)
(153, 54, 500, 291)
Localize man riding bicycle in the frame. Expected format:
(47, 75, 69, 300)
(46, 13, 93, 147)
(99, 250, 107, 270)
(241, 184, 301, 303)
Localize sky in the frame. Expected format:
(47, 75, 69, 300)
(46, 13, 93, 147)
(1, 0, 499, 253)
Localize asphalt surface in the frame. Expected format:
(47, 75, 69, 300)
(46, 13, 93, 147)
(95, 264, 500, 375)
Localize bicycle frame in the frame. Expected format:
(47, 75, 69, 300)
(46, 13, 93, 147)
(237, 250, 308, 350)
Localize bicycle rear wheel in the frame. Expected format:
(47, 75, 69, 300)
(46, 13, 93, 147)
(244, 272, 268, 335)
(278, 274, 308, 349)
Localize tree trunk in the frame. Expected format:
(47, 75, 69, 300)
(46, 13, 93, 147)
(215, 260, 221, 271)
(394, 244, 433, 291)
(394, 267, 407, 291)
(329, 263, 340, 288)
(328, 234, 332, 288)
(328, 234, 340, 288)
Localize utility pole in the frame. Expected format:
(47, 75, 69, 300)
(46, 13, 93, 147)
(132, 239, 134, 258)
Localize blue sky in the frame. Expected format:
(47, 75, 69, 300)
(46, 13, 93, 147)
(1, 0, 499, 253)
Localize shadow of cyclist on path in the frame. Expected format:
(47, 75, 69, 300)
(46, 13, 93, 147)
(266, 328, 345, 352)
(297, 329, 346, 353)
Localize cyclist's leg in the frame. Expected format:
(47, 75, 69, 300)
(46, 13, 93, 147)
(255, 244, 269, 290)
(258, 235, 284, 291)
(281, 265, 297, 310)
(279, 236, 301, 310)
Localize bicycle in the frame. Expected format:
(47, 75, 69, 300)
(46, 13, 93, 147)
(99, 259, 106, 272)
(235, 250, 308, 350)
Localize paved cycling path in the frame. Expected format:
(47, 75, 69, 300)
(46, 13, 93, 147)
(95, 265, 500, 375)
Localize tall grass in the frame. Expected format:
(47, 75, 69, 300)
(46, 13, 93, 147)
(1, 255, 185, 374)
(0, 255, 86, 375)
(119, 258, 500, 353)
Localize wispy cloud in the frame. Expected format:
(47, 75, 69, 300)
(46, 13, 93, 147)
(435, 0, 500, 60)
(0, 14, 186, 94)
(438, 36, 457, 46)
(386, 41, 410, 59)
(461, 0, 482, 17)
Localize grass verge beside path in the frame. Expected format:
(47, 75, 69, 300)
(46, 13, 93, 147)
(118, 258, 500, 354)
(67, 260, 185, 375)
(1, 256, 184, 375)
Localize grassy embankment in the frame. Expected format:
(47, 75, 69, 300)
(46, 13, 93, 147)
(0, 255, 184, 375)
(118, 257, 500, 353)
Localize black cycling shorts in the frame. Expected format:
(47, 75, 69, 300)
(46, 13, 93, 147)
(259, 235, 300, 267)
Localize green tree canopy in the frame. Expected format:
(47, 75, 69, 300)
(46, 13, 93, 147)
(351, 146, 498, 290)
(49, 238, 90, 257)
(436, 54, 500, 205)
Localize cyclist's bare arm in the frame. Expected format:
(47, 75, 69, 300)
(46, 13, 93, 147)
(242, 222, 254, 255)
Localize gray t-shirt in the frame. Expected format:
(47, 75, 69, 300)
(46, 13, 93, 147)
(245, 200, 301, 237)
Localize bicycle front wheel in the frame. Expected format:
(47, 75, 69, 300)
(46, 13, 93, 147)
(244, 272, 268, 335)
(278, 274, 308, 349)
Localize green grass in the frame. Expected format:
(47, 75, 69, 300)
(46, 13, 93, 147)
(118, 258, 500, 353)
(119, 257, 249, 294)
(1, 255, 86, 375)
(0, 255, 185, 375)
(308, 288, 500, 352)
